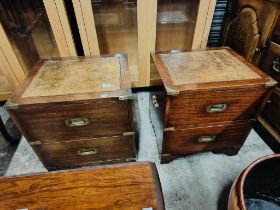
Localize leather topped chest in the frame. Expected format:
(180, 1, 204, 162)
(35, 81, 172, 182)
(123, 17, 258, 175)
(150, 48, 277, 163)
(5, 54, 136, 170)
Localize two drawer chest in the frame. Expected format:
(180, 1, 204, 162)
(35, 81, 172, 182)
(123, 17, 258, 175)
(150, 48, 277, 163)
(5, 54, 136, 170)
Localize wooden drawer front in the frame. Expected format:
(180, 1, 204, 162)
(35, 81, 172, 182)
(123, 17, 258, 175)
(260, 42, 280, 83)
(167, 88, 266, 127)
(13, 101, 132, 142)
(164, 122, 252, 155)
(32, 136, 135, 169)
(262, 89, 280, 133)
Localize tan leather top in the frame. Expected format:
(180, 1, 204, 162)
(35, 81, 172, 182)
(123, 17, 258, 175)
(160, 49, 261, 85)
(22, 57, 121, 98)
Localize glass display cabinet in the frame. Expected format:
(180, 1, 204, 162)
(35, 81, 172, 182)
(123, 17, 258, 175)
(73, 0, 217, 87)
(0, 0, 76, 99)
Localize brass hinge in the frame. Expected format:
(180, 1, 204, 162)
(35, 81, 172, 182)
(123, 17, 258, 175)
(123, 131, 135, 136)
(29, 141, 42, 145)
(164, 127, 176, 132)
(119, 95, 133, 101)
(265, 77, 278, 88)
(164, 85, 179, 96)
(126, 157, 136, 162)
(4, 100, 19, 110)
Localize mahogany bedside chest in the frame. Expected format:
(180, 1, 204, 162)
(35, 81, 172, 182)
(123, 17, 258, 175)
(0, 162, 165, 210)
(5, 54, 136, 170)
(150, 48, 277, 163)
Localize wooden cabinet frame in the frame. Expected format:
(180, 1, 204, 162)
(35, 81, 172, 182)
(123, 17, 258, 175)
(73, 0, 216, 87)
(0, 0, 77, 100)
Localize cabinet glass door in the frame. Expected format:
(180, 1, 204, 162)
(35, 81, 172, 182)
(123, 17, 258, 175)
(0, 0, 67, 74)
(156, 0, 199, 51)
(91, 0, 138, 85)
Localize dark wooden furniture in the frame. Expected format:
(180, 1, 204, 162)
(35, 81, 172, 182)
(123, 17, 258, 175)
(5, 54, 136, 170)
(150, 47, 277, 163)
(257, 14, 280, 146)
(0, 162, 165, 210)
(221, 0, 280, 64)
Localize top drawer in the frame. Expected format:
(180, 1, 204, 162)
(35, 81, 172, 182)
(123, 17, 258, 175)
(166, 88, 268, 127)
(12, 100, 132, 142)
(260, 42, 280, 84)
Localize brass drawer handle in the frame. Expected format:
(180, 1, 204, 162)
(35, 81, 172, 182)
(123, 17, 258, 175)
(65, 118, 89, 127)
(78, 148, 97, 156)
(152, 95, 159, 108)
(206, 104, 227, 113)
(198, 135, 216, 143)
(272, 57, 280, 72)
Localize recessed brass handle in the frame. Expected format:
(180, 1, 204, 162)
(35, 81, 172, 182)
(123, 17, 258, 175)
(206, 104, 227, 113)
(198, 135, 216, 143)
(152, 95, 159, 108)
(65, 118, 89, 127)
(78, 148, 97, 156)
(272, 57, 280, 73)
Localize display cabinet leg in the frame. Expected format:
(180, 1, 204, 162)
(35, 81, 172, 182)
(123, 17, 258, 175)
(0, 117, 20, 144)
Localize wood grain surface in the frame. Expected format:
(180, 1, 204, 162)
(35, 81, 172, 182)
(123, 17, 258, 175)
(163, 121, 252, 155)
(0, 162, 165, 210)
(32, 135, 136, 169)
(166, 88, 267, 128)
(221, 0, 280, 63)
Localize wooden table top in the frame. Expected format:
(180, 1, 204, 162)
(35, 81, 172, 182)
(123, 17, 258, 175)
(0, 162, 165, 210)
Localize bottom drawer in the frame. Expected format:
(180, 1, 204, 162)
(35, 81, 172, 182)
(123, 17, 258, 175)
(31, 136, 136, 170)
(262, 88, 280, 133)
(163, 121, 253, 155)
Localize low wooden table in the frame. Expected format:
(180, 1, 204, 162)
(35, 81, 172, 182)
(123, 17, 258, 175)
(0, 162, 165, 210)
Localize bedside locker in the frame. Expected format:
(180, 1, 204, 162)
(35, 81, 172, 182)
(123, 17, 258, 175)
(5, 54, 136, 170)
(150, 48, 277, 163)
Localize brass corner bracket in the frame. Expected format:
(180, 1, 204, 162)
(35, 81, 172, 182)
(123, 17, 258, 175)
(164, 85, 179, 96)
(3, 100, 19, 110)
(265, 77, 278, 88)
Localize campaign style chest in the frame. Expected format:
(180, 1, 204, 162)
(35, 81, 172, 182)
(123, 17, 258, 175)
(5, 54, 136, 170)
(150, 48, 277, 163)
(0, 162, 165, 210)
